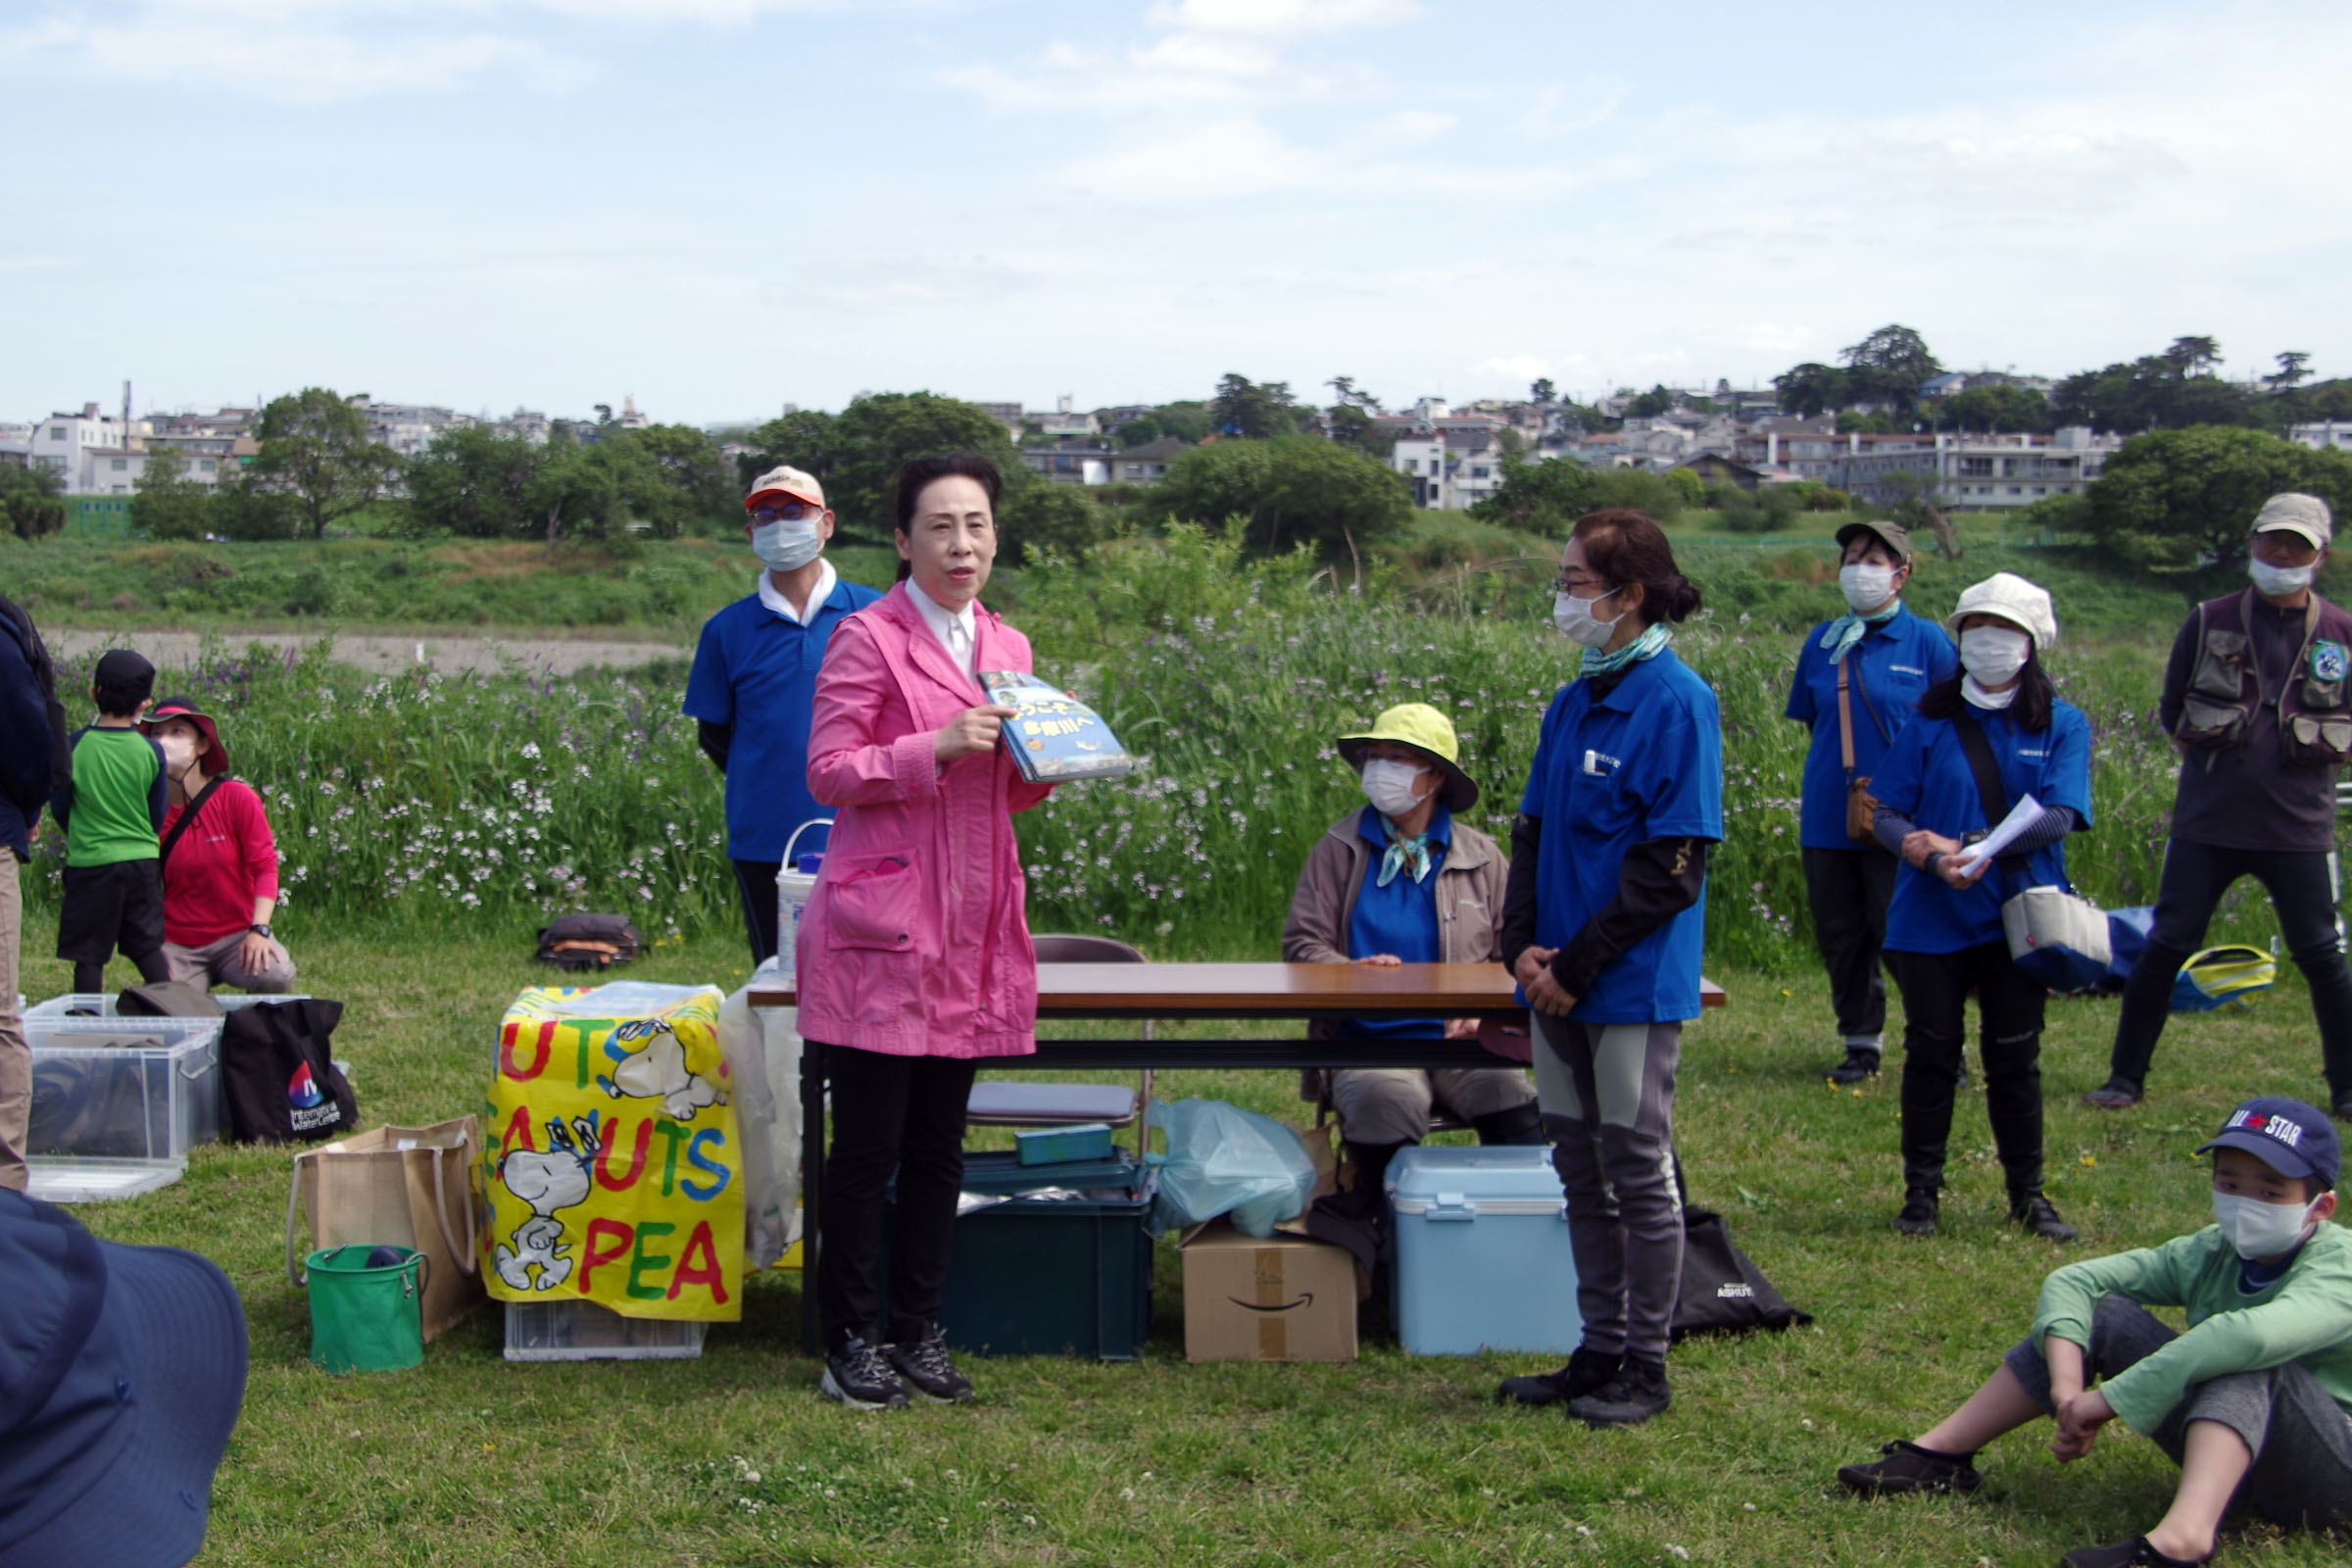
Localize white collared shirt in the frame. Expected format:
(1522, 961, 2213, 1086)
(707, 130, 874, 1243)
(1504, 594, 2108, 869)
(905, 578, 977, 677)
(757, 559, 838, 626)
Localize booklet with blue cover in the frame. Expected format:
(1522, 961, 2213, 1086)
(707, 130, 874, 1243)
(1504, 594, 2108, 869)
(979, 669, 1136, 783)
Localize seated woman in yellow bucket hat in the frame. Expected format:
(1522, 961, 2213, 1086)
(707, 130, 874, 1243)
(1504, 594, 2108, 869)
(1281, 701, 1544, 1206)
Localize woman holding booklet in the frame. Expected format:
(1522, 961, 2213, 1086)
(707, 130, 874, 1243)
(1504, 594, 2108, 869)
(1867, 572, 2090, 1244)
(795, 452, 1055, 1411)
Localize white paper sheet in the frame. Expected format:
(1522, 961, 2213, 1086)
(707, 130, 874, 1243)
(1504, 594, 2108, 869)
(1952, 791, 2042, 877)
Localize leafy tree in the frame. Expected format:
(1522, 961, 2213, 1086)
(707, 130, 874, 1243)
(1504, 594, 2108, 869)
(247, 388, 403, 539)
(2050, 344, 2259, 433)
(620, 423, 735, 527)
(2085, 426, 2352, 575)
(1838, 324, 1941, 413)
(1626, 384, 1676, 418)
(406, 425, 546, 538)
(1713, 485, 1788, 534)
(209, 475, 301, 541)
(2265, 351, 2312, 391)
(739, 392, 1023, 542)
(0, 465, 67, 541)
(1207, 374, 1301, 439)
(1469, 455, 1685, 535)
(1662, 466, 1705, 507)
(2163, 336, 2223, 378)
(129, 450, 213, 541)
(1001, 483, 1114, 563)
(1774, 362, 1848, 418)
(1887, 473, 1960, 561)
(1152, 436, 1408, 561)
(1936, 384, 2056, 434)
(1530, 378, 1557, 406)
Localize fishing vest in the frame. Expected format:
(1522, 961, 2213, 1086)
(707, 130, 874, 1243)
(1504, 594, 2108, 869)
(2175, 588, 2352, 766)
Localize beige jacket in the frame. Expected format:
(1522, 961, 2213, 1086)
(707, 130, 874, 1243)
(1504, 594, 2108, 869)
(1281, 806, 1507, 1054)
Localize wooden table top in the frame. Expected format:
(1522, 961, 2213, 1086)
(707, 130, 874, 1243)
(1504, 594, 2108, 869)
(750, 961, 1726, 1020)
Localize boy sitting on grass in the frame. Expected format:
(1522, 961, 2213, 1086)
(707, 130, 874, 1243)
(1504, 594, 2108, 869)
(1838, 1096, 2351, 1568)
(49, 650, 172, 996)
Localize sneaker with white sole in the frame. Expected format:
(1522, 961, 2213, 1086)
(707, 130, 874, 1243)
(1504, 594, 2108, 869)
(819, 1336, 910, 1410)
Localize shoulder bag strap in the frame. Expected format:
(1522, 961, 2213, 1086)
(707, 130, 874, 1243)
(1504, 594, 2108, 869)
(1848, 648, 1890, 744)
(1836, 658, 1856, 781)
(159, 776, 227, 867)
(1950, 712, 2031, 880)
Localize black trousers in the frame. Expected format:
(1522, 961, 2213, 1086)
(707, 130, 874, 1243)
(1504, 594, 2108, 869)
(812, 1043, 977, 1353)
(1889, 944, 2047, 1197)
(1802, 845, 1899, 1043)
(2109, 839, 2352, 1096)
(731, 858, 782, 968)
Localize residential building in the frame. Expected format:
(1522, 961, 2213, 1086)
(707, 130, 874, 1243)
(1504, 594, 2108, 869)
(1097, 404, 1156, 434)
(1019, 435, 1113, 486)
(494, 408, 551, 445)
(1674, 453, 1764, 492)
(353, 398, 471, 458)
(1027, 396, 1099, 438)
(0, 435, 28, 471)
(1830, 427, 2120, 510)
(2290, 422, 2352, 453)
(974, 402, 1024, 441)
(1106, 435, 1188, 485)
(1390, 432, 1507, 510)
(29, 403, 143, 480)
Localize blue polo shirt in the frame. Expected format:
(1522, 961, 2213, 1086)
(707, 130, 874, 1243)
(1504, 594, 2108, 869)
(1784, 605, 1956, 850)
(682, 572, 883, 863)
(1873, 700, 2093, 956)
(1518, 647, 1724, 1024)
(1345, 803, 1449, 1040)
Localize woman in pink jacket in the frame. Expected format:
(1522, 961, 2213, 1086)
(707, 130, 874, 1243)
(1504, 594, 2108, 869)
(796, 452, 1054, 1409)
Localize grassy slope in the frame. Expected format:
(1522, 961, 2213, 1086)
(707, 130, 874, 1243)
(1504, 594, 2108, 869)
(24, 919, 2345, 1568)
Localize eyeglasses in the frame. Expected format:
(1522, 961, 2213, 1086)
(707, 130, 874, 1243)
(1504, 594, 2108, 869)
(1550, 573, 1613, 597)
(751, 502, 822, 523)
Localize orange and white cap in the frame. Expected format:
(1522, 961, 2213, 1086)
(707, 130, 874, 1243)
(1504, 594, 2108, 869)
(745, 465, 824, 513)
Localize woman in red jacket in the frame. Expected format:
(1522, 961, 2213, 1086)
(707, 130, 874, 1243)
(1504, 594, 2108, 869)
(140, 698, 295, 993)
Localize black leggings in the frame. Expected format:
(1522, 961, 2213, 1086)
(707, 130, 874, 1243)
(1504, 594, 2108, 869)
(811, 1043, 976, 1353)
(73, 953, 168, 995)
(1889, 944, 2047, 1198)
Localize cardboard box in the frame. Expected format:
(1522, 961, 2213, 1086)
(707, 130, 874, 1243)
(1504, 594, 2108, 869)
(1179, 1225, 1358, 1363)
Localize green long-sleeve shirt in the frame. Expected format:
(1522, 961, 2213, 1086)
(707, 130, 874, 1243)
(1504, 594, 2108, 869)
(2030, 1220, 2352, 1437)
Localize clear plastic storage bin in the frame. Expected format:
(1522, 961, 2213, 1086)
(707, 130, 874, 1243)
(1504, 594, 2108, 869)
(503, 1299, 710, 1362)
(26, 1014, 224, 1162)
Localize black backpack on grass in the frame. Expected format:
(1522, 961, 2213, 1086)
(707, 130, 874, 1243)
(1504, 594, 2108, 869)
(535, 912, 641, 972)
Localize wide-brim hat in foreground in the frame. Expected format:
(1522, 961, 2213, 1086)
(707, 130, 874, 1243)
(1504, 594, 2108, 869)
(1336, 702, 1479, 812)
(1946, 571, 2058, 652)
(139, 696, 229, 777)
(0, 1190, 249, 1568)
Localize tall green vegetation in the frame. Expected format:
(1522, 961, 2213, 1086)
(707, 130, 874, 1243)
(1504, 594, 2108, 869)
(1149, 437, 1410, 564)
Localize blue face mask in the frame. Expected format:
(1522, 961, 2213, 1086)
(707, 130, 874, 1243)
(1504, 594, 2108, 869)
(752, 516, 822, 572)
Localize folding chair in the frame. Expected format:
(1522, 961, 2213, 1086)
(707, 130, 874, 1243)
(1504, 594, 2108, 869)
(965, 933, 1155, 1157)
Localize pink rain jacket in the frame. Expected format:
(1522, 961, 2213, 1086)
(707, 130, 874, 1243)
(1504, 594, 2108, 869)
(794, 583, 1054, 1057)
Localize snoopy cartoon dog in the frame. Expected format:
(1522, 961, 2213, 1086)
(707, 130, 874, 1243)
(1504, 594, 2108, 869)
(495, 1112, 602, 1292)
(598, 1016, 723, 1122)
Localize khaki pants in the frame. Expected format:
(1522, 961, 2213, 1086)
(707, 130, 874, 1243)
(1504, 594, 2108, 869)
(0, 854, 27, 1193)
(163, 929, 297, 993)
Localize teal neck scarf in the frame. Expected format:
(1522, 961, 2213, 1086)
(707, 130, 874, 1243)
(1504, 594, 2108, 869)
(1818, 600, 1900, 663)
(1376, 814, 1435, 888)
(1580, 620, 1674, 679)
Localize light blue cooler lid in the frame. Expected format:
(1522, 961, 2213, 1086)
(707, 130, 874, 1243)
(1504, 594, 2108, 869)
(1385, 1146, 1564, 1216)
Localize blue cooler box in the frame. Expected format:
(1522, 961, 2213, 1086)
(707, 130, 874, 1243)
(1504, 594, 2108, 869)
(1386, 1146, 1581, 1356)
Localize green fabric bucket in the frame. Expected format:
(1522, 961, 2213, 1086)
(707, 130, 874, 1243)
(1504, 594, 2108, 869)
(306, 1245, 428, 1373)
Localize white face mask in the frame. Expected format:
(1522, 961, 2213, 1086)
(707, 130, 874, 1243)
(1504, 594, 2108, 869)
(2249, 557, 2316, 598)
(157, 733, 197, 777)
(2211, 1191, 2320, 1259)
(1958, 625, 2032, 688)
(1552, 589, 1622, 649)
(1838, 563, 1897, 613)
(1360, 758, 1432, 818)
(752, 515, 823, 573)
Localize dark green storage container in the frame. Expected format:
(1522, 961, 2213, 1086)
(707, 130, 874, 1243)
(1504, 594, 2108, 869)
(890, 1150, 1154, 1360)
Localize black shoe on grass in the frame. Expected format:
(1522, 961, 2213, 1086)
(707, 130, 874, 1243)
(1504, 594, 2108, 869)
(2012, 1192, 2080, 1243)
(1892, 1188, 1938, 1237)
(1828, 1048, 1882, 1086)
(886, 1324, 975, 1404)
(819, 1336, 910, 1410)
(1497, 1346, 1621, 1408)
(2058, 1535, 2213, 1568)
(2083, 1077, 2143, 1109)
(1567, 1355, 1670, 1427)
(1836, 1440, 1983, 1496)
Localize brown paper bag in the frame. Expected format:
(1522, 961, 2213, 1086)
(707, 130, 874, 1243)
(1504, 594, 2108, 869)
(287, 1116, 484, 1343)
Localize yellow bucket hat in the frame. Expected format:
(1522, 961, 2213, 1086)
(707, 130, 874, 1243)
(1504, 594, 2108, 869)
(1336, 702, 1479, 811)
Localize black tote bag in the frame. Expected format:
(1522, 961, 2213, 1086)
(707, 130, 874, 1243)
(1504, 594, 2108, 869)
(220, 999, 359, 1144)
(1672, 1205, 1814, 1340)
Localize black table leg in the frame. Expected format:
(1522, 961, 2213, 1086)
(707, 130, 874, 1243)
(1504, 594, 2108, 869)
(800, 1044, 825, 1356)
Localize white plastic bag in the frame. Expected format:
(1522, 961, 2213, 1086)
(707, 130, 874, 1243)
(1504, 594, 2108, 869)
(1148, 1099, 1315, 1238)
(717, 979, 803, 1268)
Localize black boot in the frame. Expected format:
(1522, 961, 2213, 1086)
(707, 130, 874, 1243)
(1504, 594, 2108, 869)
(1496, 1346, 1620, 1407)
(1343, 1139, 1410, 1197)
(1567, 1354, 1671, 1427)
(1471, 1102, 1546, 1147)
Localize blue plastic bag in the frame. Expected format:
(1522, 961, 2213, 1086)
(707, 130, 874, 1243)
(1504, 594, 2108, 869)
(1146, 1099, 1316, 1238)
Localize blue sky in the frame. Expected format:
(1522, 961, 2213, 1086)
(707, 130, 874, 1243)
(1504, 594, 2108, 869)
(3, 0, 2345, 425)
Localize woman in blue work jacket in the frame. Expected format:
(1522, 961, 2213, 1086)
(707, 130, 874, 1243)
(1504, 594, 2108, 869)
(1496, 508, 1721, 1430)
(1868, 572, 2089, 1244)
(1785, 518, 1955, 1085)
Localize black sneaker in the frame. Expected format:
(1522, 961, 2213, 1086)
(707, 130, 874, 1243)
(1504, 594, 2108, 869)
(1836, 1439, 1984, 1496)
(2332, 1089, 2352, 1124)
(1497, 1346, 1621, 1408)
(2058, 1535, 2213, 1568)
(818, 1336, 910, 1410)
(1892, 1188, 1938, 1236)
(1566, 1354, 1670, 1427)
(2083, 1077, 2142, 1109)
(885, 1324, 975, 1404)
(1828, 1048, 1882, 1086)
(2011, 1192, 2079, 1243)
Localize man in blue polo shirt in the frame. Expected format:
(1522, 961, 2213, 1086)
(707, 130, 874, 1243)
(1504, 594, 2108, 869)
(685, 464, 883, 964)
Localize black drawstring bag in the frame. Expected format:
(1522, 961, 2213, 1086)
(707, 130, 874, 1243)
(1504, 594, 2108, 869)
(220, 999, 358, 1144)
(534, 913, 641, 972)
(1671, 1158, 1813, 1340)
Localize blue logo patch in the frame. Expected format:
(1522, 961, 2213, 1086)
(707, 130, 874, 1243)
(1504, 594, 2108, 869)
(2313, 640, 2346, 682)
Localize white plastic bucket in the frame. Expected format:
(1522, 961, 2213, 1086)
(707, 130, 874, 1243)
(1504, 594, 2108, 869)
(774, 818, 831, 988)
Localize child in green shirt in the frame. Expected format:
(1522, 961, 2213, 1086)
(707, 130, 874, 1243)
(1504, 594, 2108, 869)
(48, 650, 172, 995)
(1836, 1095, 2351, 1566)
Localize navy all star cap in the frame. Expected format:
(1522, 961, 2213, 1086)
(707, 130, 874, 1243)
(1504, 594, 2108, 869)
(2196, 1097, 2340, 1189)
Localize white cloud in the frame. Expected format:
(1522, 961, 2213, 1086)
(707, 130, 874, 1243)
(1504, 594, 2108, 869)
(1143, 0, 1417, 37)
(1474, 355, 1554, 383)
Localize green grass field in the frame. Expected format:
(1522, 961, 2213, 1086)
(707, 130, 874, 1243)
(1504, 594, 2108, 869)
(25, 919, 2348, 1568)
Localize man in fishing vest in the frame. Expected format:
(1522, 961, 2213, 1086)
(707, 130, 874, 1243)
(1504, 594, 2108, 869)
(2088, 494, 2352, 1119)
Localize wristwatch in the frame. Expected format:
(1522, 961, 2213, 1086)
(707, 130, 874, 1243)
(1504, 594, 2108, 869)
(249, 923, 272, 940)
